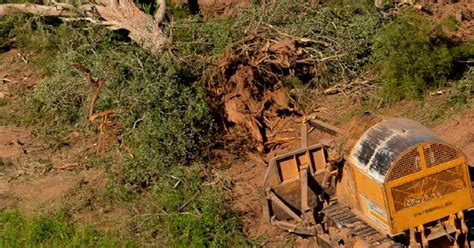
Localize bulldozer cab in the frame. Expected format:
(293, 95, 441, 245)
(262, 116, 473, 247)
(348, 118, 472, 235)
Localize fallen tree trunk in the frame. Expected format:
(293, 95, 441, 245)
(0, 4, 71, 17)
(0, 0, 167, 54)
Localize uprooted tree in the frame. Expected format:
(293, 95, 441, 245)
(0, 0, 167, 54)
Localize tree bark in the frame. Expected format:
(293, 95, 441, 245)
(0, 1, 167, 54)
(0, 3, 73, 17)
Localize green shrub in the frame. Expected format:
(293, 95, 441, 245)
(115, 53, 214, 186)
(169, 17, 234, 57)
(129, 167, 248, 247)
(372, 10, 462, 101)
(0, 15, 214, 149)
(449, 68, 474, 105)
(0, 210, 134, 247)
(1, 14, 244, 246)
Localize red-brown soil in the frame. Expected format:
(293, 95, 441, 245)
(225, 105, 474, 246)
(0, 50, 114, 224)
(0, 2, 472, 245)
(435, 112, 474, 163)
(426, 2, 474, 42)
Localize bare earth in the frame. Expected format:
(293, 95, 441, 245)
(224, 109, 474, 246)
(0, 2, 472, 246)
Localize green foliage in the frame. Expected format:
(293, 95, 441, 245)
(169, 17, 234, 57)
(126, 167, 247, 247)
(0, 13, 244, 246)
(0, 16, 107, 138)
(0, 210, 135, 247)
(117, 54, 214, 186)
(449, 68, 474, 105)
(160, 189, 245, 247)
(137, 2, 154, 16)
(372, 10, 466, 102)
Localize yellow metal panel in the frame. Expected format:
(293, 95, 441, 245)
(417, 145, 427, 170)
(385, 158, 473, 234)
(336, 162, 359, 210)
(385, 157, 466, 188)
(277, 157, 298, 182)
(352, 166, 390, 231)
(312, 148, 326, 171)
(353, 168, 385, 206)
(390, 188, 471, 233)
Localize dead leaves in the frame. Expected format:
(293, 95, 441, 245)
(210, 35, 355, 152)
(217, 63, 299, 152)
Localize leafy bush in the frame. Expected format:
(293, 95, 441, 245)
(0, 14, 244, 246)
(449, 68, 474, 105)
(116, 53, 214, 186)
(0, 210, 133, 247)
(372, 10, 467, 101)
(0, 15, 214, 159)
(169, 16, 234, 57)
(125, 167, 247, 247)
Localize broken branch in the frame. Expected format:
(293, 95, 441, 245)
(178, 191, 201, 212)
(0, 1, 168, 54)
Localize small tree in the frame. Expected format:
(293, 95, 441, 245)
(373, 10, 454, 101)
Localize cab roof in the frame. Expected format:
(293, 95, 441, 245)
(349, 118, 443, 183)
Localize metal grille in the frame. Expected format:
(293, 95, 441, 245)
(386, 148, 421, 182)
(423, 143, 461, 168)
(391, 165, 465, 211)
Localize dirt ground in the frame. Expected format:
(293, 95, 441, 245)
(434, 113, 474, 163)
(0, 50, 118, 229)
(223, 109, 474, 246)
(0, 2, 472, 246)
(426, 1, 474, 42)
(2, 48, 473, 246)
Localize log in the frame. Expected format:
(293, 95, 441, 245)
(0, 0, 168, 54)
(0, 3, 74, 17)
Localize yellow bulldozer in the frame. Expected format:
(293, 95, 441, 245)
(262, 115, 473, 247)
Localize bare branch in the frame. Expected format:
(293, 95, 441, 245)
(0, 4, 73, 17)
(0, 1, 167, 54)
(93, 1, 167, 53)
(155, 0, 166, 23)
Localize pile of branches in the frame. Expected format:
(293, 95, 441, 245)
(205, 1, 381, 152)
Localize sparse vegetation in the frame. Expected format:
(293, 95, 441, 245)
(0, 1, 473, 247)
(444, 15, 460, 32)
(449, 68, 474, 105)
(0, 9, 244, 246)
(0, 210, 135, 247)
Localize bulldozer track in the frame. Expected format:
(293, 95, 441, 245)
(323, 201, 397, 247)
(264, 118, 474, 247)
